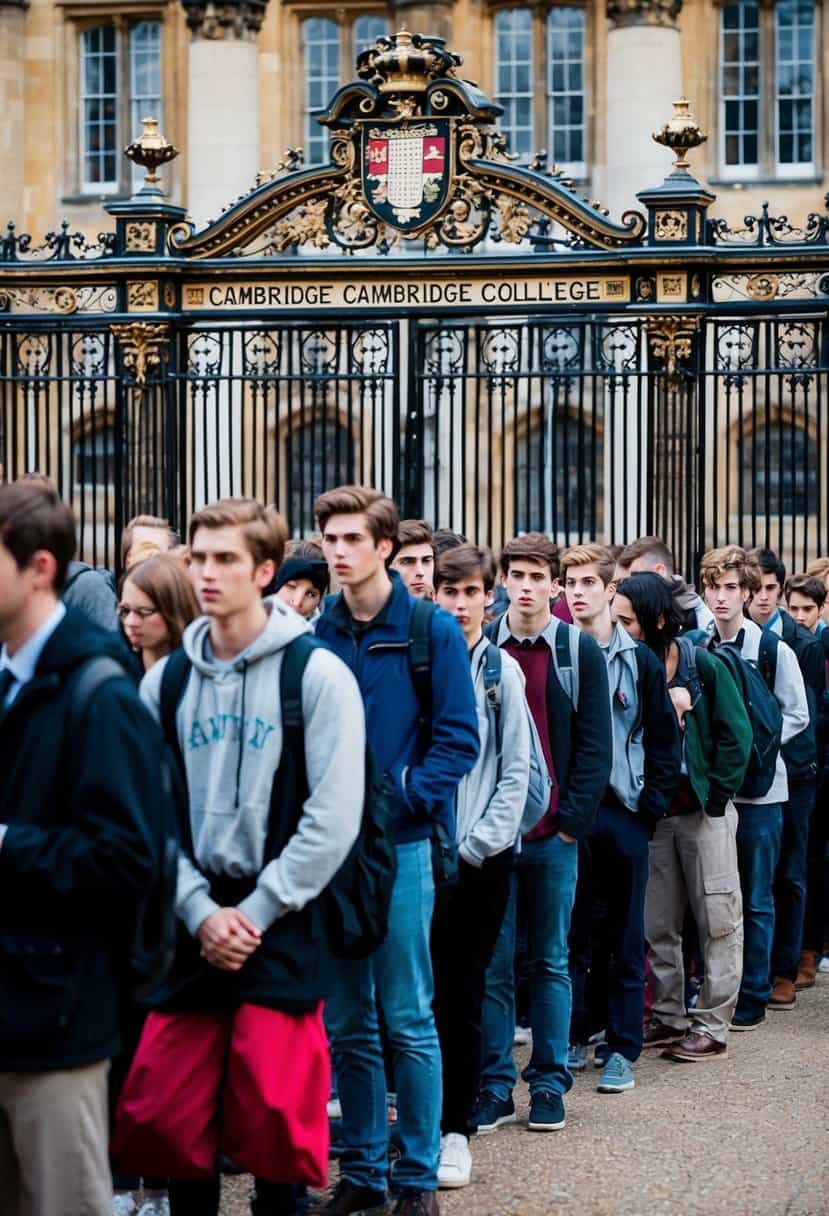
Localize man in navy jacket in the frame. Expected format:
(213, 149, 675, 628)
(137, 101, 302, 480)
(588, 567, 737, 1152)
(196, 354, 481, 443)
(315, 486, 479, 1216)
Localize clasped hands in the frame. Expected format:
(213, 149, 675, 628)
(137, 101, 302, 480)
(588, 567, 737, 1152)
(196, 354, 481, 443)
(196, 908, 262, 972)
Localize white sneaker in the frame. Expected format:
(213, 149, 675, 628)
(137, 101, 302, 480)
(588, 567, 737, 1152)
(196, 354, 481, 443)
(327, 1096, 342, 1119)
(438, 1133, 472, 1189)
(138, 1198, 170, 1216)
(112, 1196, 138, 1216)
(513, 1025, 532, 1046)
(818, 956, 829, 974)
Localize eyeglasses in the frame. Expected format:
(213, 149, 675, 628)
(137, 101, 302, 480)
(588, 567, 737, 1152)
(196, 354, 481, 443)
(118, 605, 159, 621)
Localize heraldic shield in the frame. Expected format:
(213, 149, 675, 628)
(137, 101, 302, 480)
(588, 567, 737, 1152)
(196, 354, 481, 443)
(360, 118, 454, 233)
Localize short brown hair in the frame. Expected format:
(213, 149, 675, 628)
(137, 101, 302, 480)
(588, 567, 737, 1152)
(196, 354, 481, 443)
(433, 528, 467, 557)
(122, 553, 201, 652)
(435, 544, 497, 592)
(188, 497, 287, 568)
(395, 519, 434, 557)
(806, 557, 829, 583)
(617, 536, 675, 576)
(785, 572, 827, 608)
(699, 545, 760, 593)
(499, 533, 560, 579)
(314, 485, 399, 544)
(121, 514, 178, 568)
(285, 536, 324, 561)
(0, 479, 75, 590)
(560, 543, 617, 587)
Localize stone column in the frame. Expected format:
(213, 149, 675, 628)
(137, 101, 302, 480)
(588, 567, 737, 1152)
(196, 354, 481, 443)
(392, 1, 453, 44)
(0, 0, 26, 223)
(181, 0, 266, 228)
(604, 0, 683, 221)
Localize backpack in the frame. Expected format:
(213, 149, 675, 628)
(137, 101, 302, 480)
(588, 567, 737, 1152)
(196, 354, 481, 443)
(69, 656, 179, 999)
(64, 563, 117, 597)
(688, 629, 783, 800)
(481, 641, 555, 835)
(159, 641, 397, 962)
(483, 613, 581, 710)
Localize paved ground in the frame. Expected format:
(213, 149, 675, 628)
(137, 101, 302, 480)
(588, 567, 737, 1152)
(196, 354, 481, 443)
(221, 975, 829, 1216)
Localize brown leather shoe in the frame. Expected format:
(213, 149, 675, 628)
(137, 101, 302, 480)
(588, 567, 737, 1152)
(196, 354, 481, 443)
(664, 1031, 727, 1061)
(768, 976, 797, 1010)
(642, 1021, 684, 1048)
(795, 950, 818, 990)
(393, 1193, 439, 1216)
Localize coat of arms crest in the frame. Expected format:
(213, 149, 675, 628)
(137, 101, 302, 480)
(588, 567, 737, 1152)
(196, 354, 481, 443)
(360, 119, 453, 232)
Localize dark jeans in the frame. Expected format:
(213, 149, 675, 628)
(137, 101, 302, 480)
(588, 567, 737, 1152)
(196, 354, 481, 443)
(568, 838, 610, 1046)
(735, 802, 783, 1016)
(803, 778, 829, 953)
(772, 781, 816, 980)
(432, 850, 513, 1137)
(569, 802, 650, 1063)
(168, 1180, 306, 1215)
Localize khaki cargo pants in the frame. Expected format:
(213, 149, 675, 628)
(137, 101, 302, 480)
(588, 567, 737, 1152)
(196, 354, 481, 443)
(0, 1059, 111, 1216)
(645, 805, 743, 1043)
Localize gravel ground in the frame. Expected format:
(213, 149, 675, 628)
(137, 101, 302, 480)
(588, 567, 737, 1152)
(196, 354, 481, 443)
(221, 976, 829, 1216)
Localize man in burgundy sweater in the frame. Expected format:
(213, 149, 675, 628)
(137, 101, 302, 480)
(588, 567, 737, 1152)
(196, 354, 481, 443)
(476, 535, 611, 1134)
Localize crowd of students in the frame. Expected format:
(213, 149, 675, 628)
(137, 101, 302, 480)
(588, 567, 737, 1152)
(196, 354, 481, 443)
(0, 474, 827, 1216)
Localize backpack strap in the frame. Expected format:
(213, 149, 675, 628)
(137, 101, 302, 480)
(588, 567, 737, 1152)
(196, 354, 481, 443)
(69, 656, 127, 746)
(551, 619, 580, 711)
(757, 629, 779, 692)
(265, 633, 317, 861)
(409, 598, 436, 747)
(159, 648, 192, 777)
(483, 641, 503, 777)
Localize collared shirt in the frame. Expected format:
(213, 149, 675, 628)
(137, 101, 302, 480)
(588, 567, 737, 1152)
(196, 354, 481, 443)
(495, 610, 560, 653)
(0, 601, 66, 710)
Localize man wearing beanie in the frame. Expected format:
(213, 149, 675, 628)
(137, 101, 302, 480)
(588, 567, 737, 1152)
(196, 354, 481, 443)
(273, 555, 330, 620)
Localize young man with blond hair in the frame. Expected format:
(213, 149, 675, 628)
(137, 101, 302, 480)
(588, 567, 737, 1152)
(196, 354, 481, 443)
(315, 486, 479, 1216)
(699, 545, 809, 1030)
(563, 543, 680, 1092)
(478, 534, 611, 1133)
(119, 497, 366, 1216)
(391, 519, 436, 600)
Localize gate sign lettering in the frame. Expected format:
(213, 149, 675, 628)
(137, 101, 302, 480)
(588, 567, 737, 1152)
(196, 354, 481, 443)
(361, 120, 453, 231)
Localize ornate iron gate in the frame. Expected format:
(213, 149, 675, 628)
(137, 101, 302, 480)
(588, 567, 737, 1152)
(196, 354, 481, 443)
(1, 29, 828, 577)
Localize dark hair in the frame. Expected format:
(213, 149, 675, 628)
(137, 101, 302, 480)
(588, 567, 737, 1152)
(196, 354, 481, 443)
(433, 528, 467, 557)
(0, 479, 76, 591)
(500, 533, 560, 579)
(122, 553, 200, 653)
(618, 535, 675, 576)
(314, 484, 399, 544)
(785, 572, 827, 609)
(395, 519, 433, 553)
(616, 572, 682, 663)
(748, 547, 786, 589)
(435, 544, 497, 592)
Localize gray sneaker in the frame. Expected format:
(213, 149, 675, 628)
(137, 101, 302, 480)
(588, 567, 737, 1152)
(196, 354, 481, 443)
(567, 1043, 587, 1071)
(597, 1052, 635, 1093)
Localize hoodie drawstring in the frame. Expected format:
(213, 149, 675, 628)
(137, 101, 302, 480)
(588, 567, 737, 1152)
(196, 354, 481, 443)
(234, 660, 248, 810)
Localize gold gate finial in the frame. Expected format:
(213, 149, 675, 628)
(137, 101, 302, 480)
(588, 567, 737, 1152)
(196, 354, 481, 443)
(124, 118, 179, 194)
(652, 98, 707, 173)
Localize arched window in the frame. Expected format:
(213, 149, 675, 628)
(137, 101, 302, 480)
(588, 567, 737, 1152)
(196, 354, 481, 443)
(743, 424, 817, 515)
(289, 420, 354, 532)
(74, 423, 116, 488)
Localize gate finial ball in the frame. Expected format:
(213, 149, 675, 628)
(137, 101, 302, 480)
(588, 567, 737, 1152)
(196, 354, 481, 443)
(124, 117, 179, 196)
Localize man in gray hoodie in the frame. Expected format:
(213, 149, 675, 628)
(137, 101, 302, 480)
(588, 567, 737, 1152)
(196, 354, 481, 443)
(119, 497, 365, 1216)
(432, 544, 530, 1191)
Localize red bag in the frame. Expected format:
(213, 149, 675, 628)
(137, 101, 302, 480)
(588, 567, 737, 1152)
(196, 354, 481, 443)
(112, 1003, 329, 1187)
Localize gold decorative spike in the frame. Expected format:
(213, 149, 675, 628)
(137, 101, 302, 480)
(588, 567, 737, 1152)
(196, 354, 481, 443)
(652, 99, 707, 172)
(111, 321, 171, 386)
(124, 118, 179, 191)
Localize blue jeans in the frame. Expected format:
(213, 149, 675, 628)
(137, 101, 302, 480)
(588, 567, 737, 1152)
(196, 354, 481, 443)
(481, 833, 578, 1100)
(735, 802, 783, 1015)
(772, 781, 816, 981)
(325, 840, 440, 1194)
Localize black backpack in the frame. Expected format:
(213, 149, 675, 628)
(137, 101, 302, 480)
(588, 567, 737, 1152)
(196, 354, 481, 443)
(688, 629, 783, 799)
(69, 656, 179, 999)
(159, 638, 398, 962)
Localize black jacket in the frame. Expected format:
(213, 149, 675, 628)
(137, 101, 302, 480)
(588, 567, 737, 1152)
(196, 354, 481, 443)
(0, 610, 163, 1071)
(778, 611, 824, 781)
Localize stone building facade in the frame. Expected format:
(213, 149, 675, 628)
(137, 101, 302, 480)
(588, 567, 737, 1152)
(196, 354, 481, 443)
(3, 0, 825, 235)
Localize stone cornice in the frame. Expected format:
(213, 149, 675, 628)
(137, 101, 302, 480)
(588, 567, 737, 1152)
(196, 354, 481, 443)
(608, 0, 682, 29)
(181, 0, 267, 40)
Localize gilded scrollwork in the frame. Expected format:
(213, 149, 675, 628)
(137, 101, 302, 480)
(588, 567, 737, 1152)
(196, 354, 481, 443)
(125, 221, 157, 253)
(646, 316, 700, 380)
(127, 280, 160, 311)
(654, 209, 688, 241)
(495, 195, 532, 244)
(0, 284, 117, 315)
(111, 322, 171, 387)
(711, 271, 823, 303)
